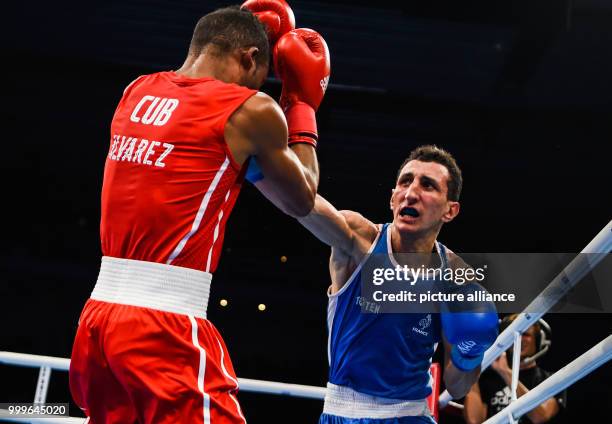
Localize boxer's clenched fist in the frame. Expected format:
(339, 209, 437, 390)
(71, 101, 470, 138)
(241, 0, 295, 44)
(274, 28, 331, 146)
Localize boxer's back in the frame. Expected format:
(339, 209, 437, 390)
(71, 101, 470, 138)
(101, 71, 256, 272)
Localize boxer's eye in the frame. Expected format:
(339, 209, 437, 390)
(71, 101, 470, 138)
(420, 177, 438, 191)
(398, 174, 413, 186)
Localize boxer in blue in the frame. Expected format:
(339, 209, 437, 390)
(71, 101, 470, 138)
(248, 145, 498, 423)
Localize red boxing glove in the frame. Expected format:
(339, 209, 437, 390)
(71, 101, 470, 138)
(274, 28, 330, 147)
(241, 0, 296, 44)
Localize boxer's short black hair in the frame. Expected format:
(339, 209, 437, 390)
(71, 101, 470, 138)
(397, 145, 463, 201)
(189, 6, 269, 65)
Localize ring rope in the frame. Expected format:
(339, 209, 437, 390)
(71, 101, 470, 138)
(439, 219, 612, 407)
(2, 219, 610, 422)
(483, 335, 612, 424)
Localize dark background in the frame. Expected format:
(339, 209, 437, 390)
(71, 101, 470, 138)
(2, 0, 611, 423)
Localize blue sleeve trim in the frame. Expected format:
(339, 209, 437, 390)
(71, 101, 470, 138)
(246, 157, 264, 183)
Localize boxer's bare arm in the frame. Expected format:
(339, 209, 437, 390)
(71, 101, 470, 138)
(298, 196, 377, 256)
(225, 92, 318, 217)
(463, 382, 488, 424)
(296, 195, 378, 292)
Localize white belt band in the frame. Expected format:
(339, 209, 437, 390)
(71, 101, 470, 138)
(322, 383, 431, 419)
(91, 256, 212, 318)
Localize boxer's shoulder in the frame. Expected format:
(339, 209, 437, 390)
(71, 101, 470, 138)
(225, 92, 287, 161)
(228, 92, 284, 132)
(338, 210, 377, 236)
(338, 210, 379, 252)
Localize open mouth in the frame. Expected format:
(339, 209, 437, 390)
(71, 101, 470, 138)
(400, 207, 419, 218)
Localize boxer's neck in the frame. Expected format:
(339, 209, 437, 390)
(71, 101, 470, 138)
(176, 49, 242, 85)
(390, 224, 438, 254)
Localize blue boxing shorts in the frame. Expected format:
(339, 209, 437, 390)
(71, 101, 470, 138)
(319, 414, 436, 424)
(319, 384, 436, 424)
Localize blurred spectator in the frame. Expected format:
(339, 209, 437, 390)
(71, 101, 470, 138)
(463, 315, 566, 423)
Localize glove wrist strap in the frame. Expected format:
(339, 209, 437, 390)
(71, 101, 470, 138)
(288, 134, 317, 148)
(285, 102, 318, 143)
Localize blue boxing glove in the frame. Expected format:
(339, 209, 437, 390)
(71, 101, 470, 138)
(246, 157, 264, 183)
(441, 282, 499, 372)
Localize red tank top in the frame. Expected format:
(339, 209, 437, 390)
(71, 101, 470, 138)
(101, 71, 256, 273)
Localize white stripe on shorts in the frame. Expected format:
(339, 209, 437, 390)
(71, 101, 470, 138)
(190, 316, 211, 424)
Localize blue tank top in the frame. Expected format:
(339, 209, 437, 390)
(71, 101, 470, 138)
(327, 224, 449, 400)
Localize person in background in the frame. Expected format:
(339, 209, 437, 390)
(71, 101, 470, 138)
(463, 315, 566, 424)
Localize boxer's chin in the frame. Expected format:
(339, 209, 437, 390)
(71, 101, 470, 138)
(394, 216, 420, 233)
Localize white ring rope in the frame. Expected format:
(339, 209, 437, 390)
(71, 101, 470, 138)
(1, 220, 609, 423)
(439, 219, 612, 408)
(0, 352, 69, 372)
(0, 350, 326, 423)
(3, 337, 611, 424)
(483, 335, 612, 424)
(0, 350, 326, 401)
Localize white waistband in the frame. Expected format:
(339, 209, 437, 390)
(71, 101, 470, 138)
(91, 256, 212, 318)
(323, 383, 431, 419)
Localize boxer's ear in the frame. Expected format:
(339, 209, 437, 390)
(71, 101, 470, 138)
(442, 201, 460, 223)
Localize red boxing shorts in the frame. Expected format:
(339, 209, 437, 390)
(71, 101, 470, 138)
(69, 257, 245, 424)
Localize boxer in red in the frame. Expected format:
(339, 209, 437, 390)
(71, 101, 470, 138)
(69, 4, 330, 423)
